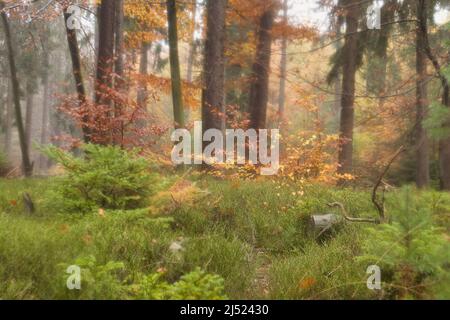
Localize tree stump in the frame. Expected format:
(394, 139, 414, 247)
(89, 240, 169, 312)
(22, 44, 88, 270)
(309, 213, 342, 238)
(22, 192, 35, 215)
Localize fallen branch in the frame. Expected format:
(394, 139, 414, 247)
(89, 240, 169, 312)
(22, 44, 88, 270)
(327, 202, 380, 224)
(6, 166, 19, 178)
(372, 145, 406, 222)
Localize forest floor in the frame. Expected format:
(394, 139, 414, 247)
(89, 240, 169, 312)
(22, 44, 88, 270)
(0, 175, 449, 299)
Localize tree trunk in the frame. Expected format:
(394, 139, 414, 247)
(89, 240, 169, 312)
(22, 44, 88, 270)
(202, 0, 227, 138)
(113, 0, 125, 146)
(0, 2, 33, 176)
(4, 80, 12, 156)
(332, 16, 343, 128)
(415, 3, 430, 188)
(278, 0, 288, 125)
(333, 68, 342, 117)
(25, 83, 33, 157)
(39, 60, 50, 170)
(337, 0, 359, 179)
(95, 0, 116, 143)
(248, 5, 275, 130)
(186, 0, 198, 83)
(0, 81, 4, 135)
(166, 0, 185, 129)
(64, 9, 90, 143)
(137, 42, 150, 110)
(152, 43, 164, 72)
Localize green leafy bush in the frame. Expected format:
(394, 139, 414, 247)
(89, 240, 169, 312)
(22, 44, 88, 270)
(58, 255, 128, 300)
(42, 144, 153, 213)
(134, 268, 227, 300)
(358, 187, 450, 299)
(58, 256, 226, 300)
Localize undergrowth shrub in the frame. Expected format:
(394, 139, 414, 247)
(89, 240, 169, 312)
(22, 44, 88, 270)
(358, 187, 450, 299)
(42, 144, 154, 213)
(133, 267, 227, 300)
(58, 255, 128, 300)
(168, 234, 255, 298)
(57, 255, 226, 300)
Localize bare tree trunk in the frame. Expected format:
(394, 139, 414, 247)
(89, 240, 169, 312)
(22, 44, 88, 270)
(333, 70, 342, 115)
(332, 15, 343, 129)
(278, 0, 288, 125)
(153, 43, 163, 72)
(25, 83, 33, 157)
(113, 0, 125, 146)
(415, 3, 430, 188)
(337, 0, 359, 180)
(4, 80, 12, 156)
(95, 0, 116, 143)
(0, 81, 4, 135)
(64, 9, 90, 143)
(39, 63, 50, 170)
(114, 0, 124, 83)
(248, 5, 275, 130)
(1, 2, 33, 176)
(202, 0, 227, 139)
(186, 0, 198, 83)
(167, 0, 185, 129)
(137, 42, 150, 110)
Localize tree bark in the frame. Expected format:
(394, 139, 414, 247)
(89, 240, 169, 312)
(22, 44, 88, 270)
(248, 5, 275, 130)
(1, 3, 33, 176)
(166, 0, 185, 129)
(113, 0, 125, 146)
(4, 79, 12, 156)
(202, 0, 227, 139)
(153, 43, 163, 72)
(137, 42, 150, 110)
(337, 0, 359, 180)
(39, 54, 50, 170)
(64, 9, 90, 143)
(186, 0, 198, 83)
(332, 15, 343, 127)
(0, 81, 4, 136)
(278, 0, 288, 125)
(25, 82, 33, 157)
(415, 1, 430, 188)
(95, 0, 116, 123)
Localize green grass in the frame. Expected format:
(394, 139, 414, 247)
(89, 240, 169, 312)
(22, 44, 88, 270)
(0, 177, 448, 299)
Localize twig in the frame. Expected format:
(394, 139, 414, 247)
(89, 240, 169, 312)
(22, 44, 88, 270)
(372, 145, 406, 222)
(327, 202, 380, 224)
(6, 166, 19, 178)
